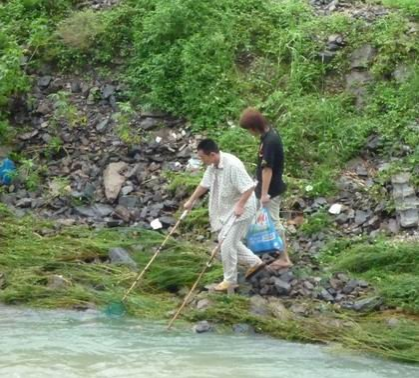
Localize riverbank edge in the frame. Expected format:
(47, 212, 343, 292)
(0, 206, 418, 364)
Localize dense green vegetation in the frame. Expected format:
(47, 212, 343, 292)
(323, 239, 419, 313)
(1, 0, 419, 364)
(0, 204, 222, 314)
(1, 0, 419, 192)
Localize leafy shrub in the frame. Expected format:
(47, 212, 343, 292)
(57, 10, 105, 51)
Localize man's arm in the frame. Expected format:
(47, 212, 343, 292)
(184, 185, 208, 210)
(261, 167, 273, 205)
(234, 185, 255, 217)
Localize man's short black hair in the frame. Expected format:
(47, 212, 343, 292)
(197, 139, 220, 155)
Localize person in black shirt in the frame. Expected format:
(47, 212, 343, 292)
(239, 108, 293, 269)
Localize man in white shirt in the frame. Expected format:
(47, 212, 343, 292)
(184, 139, 265, 291)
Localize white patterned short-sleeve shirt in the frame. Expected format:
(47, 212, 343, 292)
(200, 152, 257, 232)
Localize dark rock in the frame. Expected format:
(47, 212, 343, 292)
(319, 288, 334, 302)
(350, 44, 377, 69)
(232, 323, 255, 334)
(16, 198, 32, 208)
(38, 76, 53, 88)
(342, 279, 359, 294)
(74, 204, 114, 218)
(249, 295, 269, 316)
(335, 213, 349, 225)
(70, 81, 82, 93)
(96, 119, 110, 132)
(114, 205, 131, 222)
(193, 320, 213, 334)
(279, 271, 294, 283)
(318, 51, 336, 63)
(139, 118, 160, 130)
(353, 296, 383, 312)
(118, 195, 139, 209)
(102, 84, 116, 99)
(106, 219, 125, 227)
(273, 278, 291, 296)
(354, 210, 369, 225)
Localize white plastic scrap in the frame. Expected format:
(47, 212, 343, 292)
(155, 136, 162, 143)
(150, 219, 163, 230)
(186, 157, 202, 171)
(329, 203, 343, 215)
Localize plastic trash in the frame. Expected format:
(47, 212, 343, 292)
(150, 218, 163, 230)
(186, 157, 202, 171)
(0, 158, 16, 185)
(246, 207, 283, 254)
(329, 203, 343, 215)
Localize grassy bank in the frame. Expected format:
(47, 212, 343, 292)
(1, 205, 418, 363)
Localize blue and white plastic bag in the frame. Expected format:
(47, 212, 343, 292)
(246, 207, 283, 254)
(0, 158, 16, 185)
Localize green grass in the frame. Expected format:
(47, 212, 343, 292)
(1, 205, 419, 363)
(0, 205, 223, 316)
(189, 294, 419, 363)
(327, 240, 419, 313)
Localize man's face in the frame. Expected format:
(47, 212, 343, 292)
(197, 150, 216, 166)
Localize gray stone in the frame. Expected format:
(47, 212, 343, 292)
(196, 298, 213, 311)
(342, 279, 359, 294)
(16, 198, 32, 208)
(392, 64, 413, 83)
(249, 295, 269, 316)
(353, 296, 383, 312)
(290, 303, 308, 316)
(335, 213, 349, 225)
(38, 76, 53, 88)
(232, 323, 255, 334)
(303, 281, 315, 290)
(108, 247, 137, 270)
(399, 209, 419, 228)
(114, 205, 131, 222)
(345, 70, 373, 108)
(139, 118, 160, 130)
(70, 81, 81, 93)
(118, 195, 139, 209)
(94, 204, 114, 217)
(354, 210, 369, 225)
(267, 298, 292, 321)
(193, 320, 213, 334)
(391, 173, 418, 228)
(319, 288, 334, 302)
(279, 271, 294, 283)
(273, 278, 291, 296)
(96, 119, 110, 132)
(350, 45, 377, 68)
(121, 185, 134, 196)
(103, 162, 128, 202)
(159, 216, 176, 227)
(102, 84, 116, 99)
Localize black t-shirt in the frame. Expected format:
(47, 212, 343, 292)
(256, 128, 286, 199)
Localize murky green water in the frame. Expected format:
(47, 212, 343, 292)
(1, 306, 418, 378)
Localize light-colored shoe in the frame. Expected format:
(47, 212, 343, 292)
(213, 281, 238, 292)
(245, 262, 266, 279)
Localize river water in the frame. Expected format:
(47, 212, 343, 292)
(1, 306, 418, 378)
